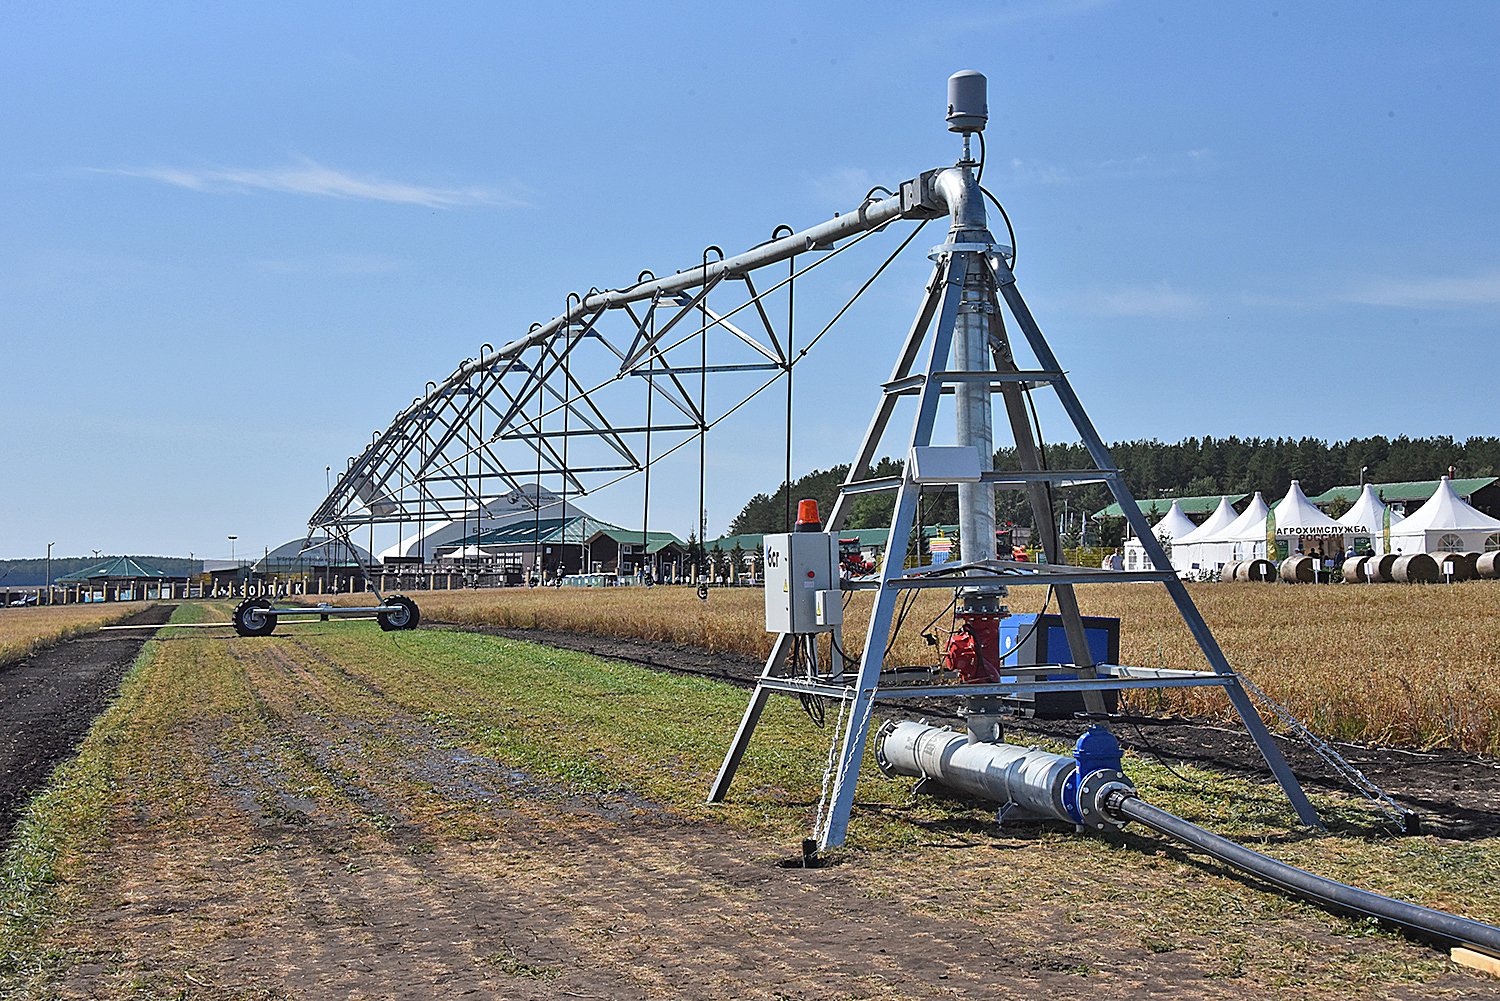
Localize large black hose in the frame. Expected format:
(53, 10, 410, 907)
(1110, 793, 1500, 956)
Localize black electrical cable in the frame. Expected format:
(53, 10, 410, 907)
(1111, 793, 1500, 956)
(978, 185, 1018, 273)
(918, 593, 959, 641)
(800, 693, 827, 728)
(1123, 717, 1201, 787)
(986, 585, 1054, 674)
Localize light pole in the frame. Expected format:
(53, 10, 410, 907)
(46, 541, 55, 606)
(228, 535, 237, 562)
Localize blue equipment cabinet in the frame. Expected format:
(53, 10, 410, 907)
(998, 613, 1120, 718)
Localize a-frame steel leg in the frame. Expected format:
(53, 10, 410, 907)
(819, 251, 973, 850)
(990, 256, 1323, 829)
(707, 632, 789, 802)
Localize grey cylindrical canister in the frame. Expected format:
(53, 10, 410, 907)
(876, 720, 1074, 823)
(947, 70, 988, 133)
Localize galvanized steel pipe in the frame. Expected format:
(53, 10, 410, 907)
(876, 719, 1077, 822)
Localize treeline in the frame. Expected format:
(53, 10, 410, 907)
(0, 556, 203, 588)
(728, 435, 1500, 535)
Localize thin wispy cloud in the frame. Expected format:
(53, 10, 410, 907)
(999, 149, 1214, 188)
(1340, 269, 1500, 308)
(805, 166, 887, 205)
(1083, 280, 1204, 318)
(91, 156, 527, 209)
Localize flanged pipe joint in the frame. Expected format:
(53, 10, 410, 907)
(875, 720, 1134, 830)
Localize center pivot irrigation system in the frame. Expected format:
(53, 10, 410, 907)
(288, 72, 1498, 961)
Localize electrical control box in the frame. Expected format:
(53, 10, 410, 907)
(763, 532, 841, 634)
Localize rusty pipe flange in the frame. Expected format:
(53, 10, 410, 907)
(1077, 769, 1134, 832)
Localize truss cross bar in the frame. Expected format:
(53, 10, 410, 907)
(629, 363, 783, 376)
(499, 423, 698, 441)
(738, 273, 786, 362)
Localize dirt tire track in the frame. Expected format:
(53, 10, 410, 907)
(0, 603, 173, 842)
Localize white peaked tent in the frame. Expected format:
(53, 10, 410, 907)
(1172, 496, 1240, 570)
(1122, 500, 1198, 571)
(1178, 496, 1240, 544)
(1338, 484, 1404, 555)
(1270, 480, 1350, 558)
(1384, 476, 1500, 554)
(1196, 491, 1274, 566)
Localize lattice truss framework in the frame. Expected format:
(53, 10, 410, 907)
(309, 199, 936, 543)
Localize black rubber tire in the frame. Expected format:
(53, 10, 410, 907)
(232, 597, 275, 637)
(377, 594, 420, 632)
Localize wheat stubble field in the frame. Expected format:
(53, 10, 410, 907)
(1, 588, 1497, 999)
(0, 605, 136, 669)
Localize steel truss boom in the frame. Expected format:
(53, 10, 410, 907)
(310, 173, 947, 546)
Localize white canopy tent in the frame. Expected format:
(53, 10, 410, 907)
(1171, 496, 1240, 571)
(1338, 484, 1405, 556)
(1122, 500, 1199, 571)
(1385, 476, 1500, 554)
(1187, 491, 1273, 567)
(253, 533, 378, 572)
(1270, 479, 1356, 560)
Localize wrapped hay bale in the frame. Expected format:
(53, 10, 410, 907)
(1392, 553, 1439, 584)
(1240, 558, 1277, 582)
(1279, 555, 1316, 583)
(1432, 551, 1477, 581)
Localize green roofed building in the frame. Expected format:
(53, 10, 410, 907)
(704, 533, 765, 554)
(56, 556, 187, 602)
(1307, 477, 1499, 517)
(439, 515, 686, 579)
(1093, 494, 1248, 522)
(586, 527, 686, 577)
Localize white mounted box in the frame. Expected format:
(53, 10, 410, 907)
(909, 445, 983, 483)
(763, 532, 841, 634)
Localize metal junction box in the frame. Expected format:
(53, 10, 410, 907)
(763, 532, 841, 634)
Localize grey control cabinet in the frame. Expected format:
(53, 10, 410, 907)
(763, 532, 841, 634)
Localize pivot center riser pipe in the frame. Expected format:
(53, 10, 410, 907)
(935, 147, 998, 565)
(953, 238, 996, 563)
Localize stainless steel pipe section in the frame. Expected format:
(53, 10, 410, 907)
(935, 165, 997, 563)
(876, 719, 1075, 823)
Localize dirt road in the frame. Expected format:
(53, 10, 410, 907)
(0, 603, 171, 841)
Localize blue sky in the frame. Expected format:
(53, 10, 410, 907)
(3, 2, 1497, 560)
